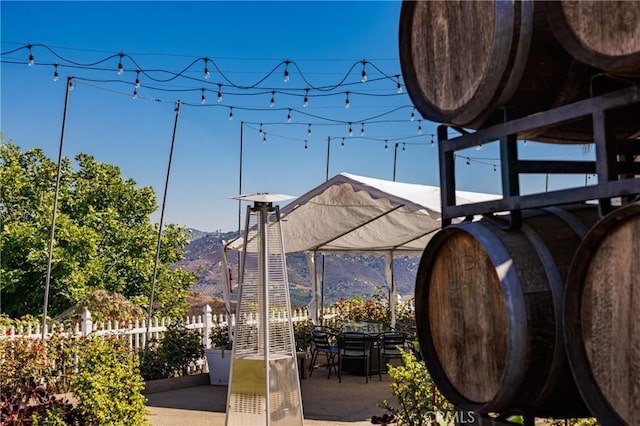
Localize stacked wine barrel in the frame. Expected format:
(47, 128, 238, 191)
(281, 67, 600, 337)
(402, 1, 640, 424)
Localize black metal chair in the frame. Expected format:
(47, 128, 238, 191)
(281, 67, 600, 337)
(379, 331, 410, 372)
(308, 326, 339, 379)
(336, 331, 381, 383)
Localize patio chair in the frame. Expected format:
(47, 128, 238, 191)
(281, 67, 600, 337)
(379, 331, 411, 372)
(308, 326, 339, 379)
(337, 331, 381, 383)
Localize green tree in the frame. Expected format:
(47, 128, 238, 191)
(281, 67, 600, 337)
(0, 139, 195, 317)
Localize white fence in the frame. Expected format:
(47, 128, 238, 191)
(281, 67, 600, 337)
(0, 304, 314, 352)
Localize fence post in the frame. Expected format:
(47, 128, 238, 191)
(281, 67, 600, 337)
(81, 309, 92, 337)
(202, 304, 212, 349)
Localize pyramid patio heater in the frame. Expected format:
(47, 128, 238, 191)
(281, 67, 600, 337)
(226, 193, 304, 426)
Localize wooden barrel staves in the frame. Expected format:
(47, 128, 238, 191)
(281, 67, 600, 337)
(415, 205, 599, 417)
(546, 1, 640, 77)
(399, 0, 640, 143)
(564, 202, 640, 426)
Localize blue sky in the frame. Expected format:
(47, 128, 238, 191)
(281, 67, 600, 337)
(1, 1, 595, 232)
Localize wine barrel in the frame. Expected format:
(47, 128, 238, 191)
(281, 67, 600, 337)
(547, 1, 640, 77)
(399, 0, 640, 144)
(415, 205, 599, 417)
(564, 202, 640, 426)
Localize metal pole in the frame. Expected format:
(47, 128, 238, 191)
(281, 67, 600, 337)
(393, 143, 399, 181)
(42, 76, 72, 340)
(321, 137, 331, 324)
(145, 100, 181, 347)
(238, 121, 244, 283)
(325, 136, 331, 181)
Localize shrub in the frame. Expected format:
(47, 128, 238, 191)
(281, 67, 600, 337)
(209, 324, 232, 349)
(139, 323, 205, 380)
(73, 336, 149, 425)
(0, 377, 83, 425)
(379, 348, 452, 426)
(293, 319, 314, 353)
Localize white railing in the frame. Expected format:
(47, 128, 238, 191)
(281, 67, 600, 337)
(0, 305, 312, 352)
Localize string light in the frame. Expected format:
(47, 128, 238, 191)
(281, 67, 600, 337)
(133, 88, 138, 99)
(396, 75, 403, 94)
(200, 88, 206, 104)
(68, 78, 74, 91)
(228, 106, 234, 120)
(283, 60, 290, 83)
(258, 123, 263, 135)
(203, 58, 210, 79)
(270, 90, 275, 107)
(117, 53, 124, 75)
(262, 132, 267, 144)
(430, 136, 435, 147)
(217, 84, 223, 103)
(493, 164, 497, 172)
(360, 122, 365, 136)
(475, 144, 482, 151)
(287, 108, 292, 123)
(345, 91, 350, 109)
(28, 45, 34, 66)
(402, 143, 406, 152)
(384, 140, 388, 150)
(53, 63, 59, 82)
(417, 120, 422, 134)
(410, 108, 415, 121)
(361, 61, 367, 83)
(304, 140, 308, 149)
(307, 123, 312, 138)
(466, 157, 471, 166)
(134, 69, 141, 88)
(341, 137, 345, 148)
(348, 122, 353, 137)
(303, 89, 309, 107)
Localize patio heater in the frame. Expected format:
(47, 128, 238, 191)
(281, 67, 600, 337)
(226, 193, 304, 426)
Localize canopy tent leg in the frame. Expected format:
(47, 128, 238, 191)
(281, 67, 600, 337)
(385, 252, 396, 329)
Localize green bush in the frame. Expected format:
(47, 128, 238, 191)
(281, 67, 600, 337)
(139, 323, 205, 380)
(209, 323, 232, 349)
(293, 319, 314, 353)
(379, 348, 453, 426)
(73, 336, 149, 425)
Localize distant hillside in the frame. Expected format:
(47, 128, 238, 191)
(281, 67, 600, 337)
(176, 229, 419, 308)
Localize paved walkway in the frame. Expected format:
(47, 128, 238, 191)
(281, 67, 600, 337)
(145, 368, 398, 425)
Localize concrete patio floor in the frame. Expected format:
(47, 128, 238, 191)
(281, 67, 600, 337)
(145, 367, 398, 426)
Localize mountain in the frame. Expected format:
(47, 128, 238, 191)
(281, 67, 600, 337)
(176, 229, 420, 308)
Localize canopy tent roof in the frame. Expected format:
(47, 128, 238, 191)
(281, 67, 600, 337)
(227, 172, 499, 256)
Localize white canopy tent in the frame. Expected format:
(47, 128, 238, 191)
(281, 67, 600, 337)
(223, 173, 498, 326)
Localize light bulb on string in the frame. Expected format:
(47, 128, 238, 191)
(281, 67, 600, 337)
(203, 58, 210, 79)
(345, 92, 350, 109)
(68, 78, 74, 91)
(262, 132, 267, 144)
(134, 70, 140, 89)
(410, 108, 415, 121)
(259, 123, 263, 135)
(284, 61, 290, 83)
(341, 137, 345, 148)
(384, 140, 388, 151)
(28, 45, 34, 66)
(396, 75, 403, 94)
(133, 88, 138, 99)
(228, 107, 234, 120)
(287, 108, 292, 123)
(360, 123, 365, 136)
(475, 144, 482, 151)
(217, 84, 223, 103)
(402, 143, 406, 152)
(270, 91, 275, 107)
(348, 123, 353, 137)
(417, 120, 422, 134)
(201, 88, 206, 104)
(117, 53, 124, 75)
(304, 140, 308, 150)
(307, 123, 312, 138)
(523, 139, 528, 146)
(53, 64, 59, 82)
(466, 157, 471, 166)
(361, 61, 367, 83)
(430, 135, 435, 147)
(493, 164, 497, 172)
(303, 89, 309, 107)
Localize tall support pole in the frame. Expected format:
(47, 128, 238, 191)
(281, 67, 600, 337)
(42, 76, 72, 340)
(393, 143, 399, 181)
(145, 100, 181, 347)
(321, 136, 331, 323)
(238, 121, 245, 282)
